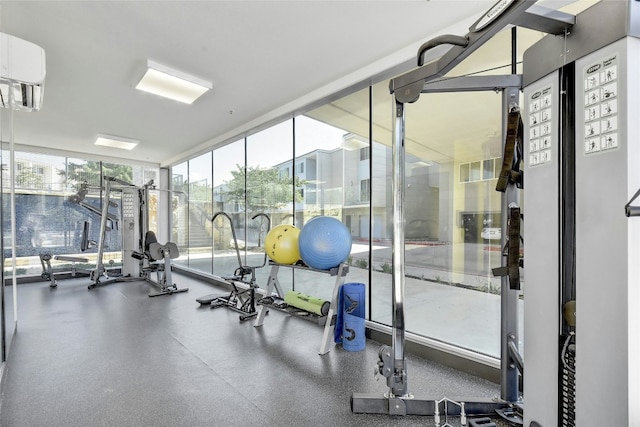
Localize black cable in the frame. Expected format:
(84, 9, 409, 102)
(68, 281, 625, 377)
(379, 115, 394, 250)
(423, 61, 524, 87)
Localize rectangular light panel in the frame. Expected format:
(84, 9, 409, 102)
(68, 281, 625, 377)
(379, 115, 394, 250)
(135, 60, 211, 104)
(95, 135, 139, 150)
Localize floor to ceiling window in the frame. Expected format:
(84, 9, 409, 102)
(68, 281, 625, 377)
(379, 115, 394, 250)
(397, 88, 505, 357)
(166, 26, 550, 361)
(369, 84, 394, 326)
(0, 152, 156, 278)
(187, 152, 213, 275)
(245, 121, 294, 288)
(171, 161, 189, 269)
(211, 139, 245, 277)
(292, 112, 370, 303)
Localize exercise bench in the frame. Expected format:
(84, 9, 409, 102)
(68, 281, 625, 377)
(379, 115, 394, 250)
(39, 253, 90, 288)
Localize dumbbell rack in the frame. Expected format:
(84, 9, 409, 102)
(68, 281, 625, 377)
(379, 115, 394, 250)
(253, 261, 349, 355)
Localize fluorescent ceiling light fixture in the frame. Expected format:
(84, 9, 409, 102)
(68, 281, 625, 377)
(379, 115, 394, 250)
(95, 135, 139, 150)
(135, 60, 212, 104)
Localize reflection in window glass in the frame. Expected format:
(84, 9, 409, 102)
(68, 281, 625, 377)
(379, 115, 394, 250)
(470, 161, 481, 181)
(460, 158, 500, 184)
(483, 159, 494, 180)
(460, 163, 470, 183)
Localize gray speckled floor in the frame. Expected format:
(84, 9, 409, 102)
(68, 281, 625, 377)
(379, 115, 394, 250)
(0, 274, 514, 427)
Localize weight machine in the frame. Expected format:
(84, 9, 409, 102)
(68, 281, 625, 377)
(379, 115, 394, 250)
(352, 1, 640, 425)
(85, 175, 141, 289)
(64, 177, 134, 288)
(351, 0, 575, 424)
(36, 180, 122, 289)
(135, 181, 188, 297)
(196, 212, 269, 321)
(522, 2, 640, 426)
(66, 175, 186, 296)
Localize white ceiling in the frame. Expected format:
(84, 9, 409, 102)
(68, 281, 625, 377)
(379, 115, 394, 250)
(1, 1, 587, 167)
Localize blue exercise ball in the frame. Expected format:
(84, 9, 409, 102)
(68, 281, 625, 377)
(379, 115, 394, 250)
(298, 216, 352, 270)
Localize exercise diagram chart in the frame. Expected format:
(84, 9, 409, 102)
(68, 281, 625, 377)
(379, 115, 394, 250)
(528, 85, 553, 167)
(583, 54, 619, 155)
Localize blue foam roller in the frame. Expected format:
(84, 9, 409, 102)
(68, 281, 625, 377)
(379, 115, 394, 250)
(342, 315, 365, 352)
(335, 282, 366, 352)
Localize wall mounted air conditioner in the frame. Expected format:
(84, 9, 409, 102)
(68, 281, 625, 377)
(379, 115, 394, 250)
(0, 32, 46, 112)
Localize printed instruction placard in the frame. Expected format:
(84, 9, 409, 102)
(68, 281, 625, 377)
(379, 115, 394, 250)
(583, 54, 619, 155)
(528, 85, 553, 167)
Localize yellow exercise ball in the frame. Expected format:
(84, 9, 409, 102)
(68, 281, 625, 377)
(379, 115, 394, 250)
(265, 224, 301, 264)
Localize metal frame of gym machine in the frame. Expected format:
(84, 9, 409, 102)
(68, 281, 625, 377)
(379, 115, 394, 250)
(195, 211, 268, 321)
(137, 180, 189, 297)
(88, 175, 143, 289)
(87, 176, 187, 296)
(350, 0, 574, 420)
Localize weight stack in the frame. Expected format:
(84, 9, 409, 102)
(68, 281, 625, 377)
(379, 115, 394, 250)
(561, 344, 576, 427)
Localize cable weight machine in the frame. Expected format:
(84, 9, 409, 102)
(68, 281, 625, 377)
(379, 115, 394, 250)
(351, 0, 574, 422)
(80, 175, 187, 296)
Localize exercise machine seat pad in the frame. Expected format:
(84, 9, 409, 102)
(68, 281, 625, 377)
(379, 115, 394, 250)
(148, 242, 179, 260)
(145, 231, 158, 251)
